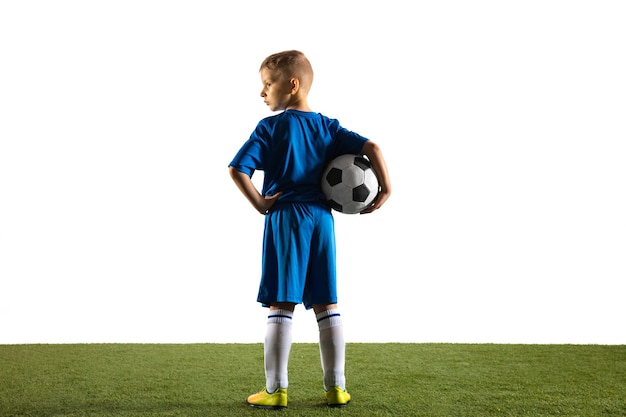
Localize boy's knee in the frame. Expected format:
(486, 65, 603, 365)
(313, 303, 338, 315)
(270, 303, 296, 312)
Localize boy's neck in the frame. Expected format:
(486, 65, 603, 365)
(285, 106, 313, 112)
(285, 97, 312, 112)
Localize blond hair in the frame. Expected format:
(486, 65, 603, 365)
(260, 50, 314, 90)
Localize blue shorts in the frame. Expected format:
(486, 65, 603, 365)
(258, 202, 337, 310)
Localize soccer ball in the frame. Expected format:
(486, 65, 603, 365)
(321, 154, 379, 214)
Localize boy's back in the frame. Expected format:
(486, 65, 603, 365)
(229, 109, 367, 205)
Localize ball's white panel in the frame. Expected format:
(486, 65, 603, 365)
(342, 165, 365, 188)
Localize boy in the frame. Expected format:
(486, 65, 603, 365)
(228, 50, 391, 409)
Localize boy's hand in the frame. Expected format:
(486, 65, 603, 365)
(259, 192, 283, 215)
(360, 188, 390, 214)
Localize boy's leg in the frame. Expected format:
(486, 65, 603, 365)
(247, 303, 294, 409)
(264, 304, 294, 392)
(314, 304, 351, 407)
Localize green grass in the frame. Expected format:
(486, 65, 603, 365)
(0, 343, 624, 417)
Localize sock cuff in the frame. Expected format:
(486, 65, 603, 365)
(316, 309, 342, 330)
(267, 309, 293, 324)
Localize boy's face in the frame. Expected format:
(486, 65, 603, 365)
(260, 68, 294, 112)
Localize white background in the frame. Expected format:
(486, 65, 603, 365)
(1, 1, 624, 344)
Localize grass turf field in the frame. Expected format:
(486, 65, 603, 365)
(0, 343, 624, 417)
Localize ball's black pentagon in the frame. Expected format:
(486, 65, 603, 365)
(326, 167, 343, 186)
(353, 156, 371, 171)
(328, 199, 343, 212)
(352, 184, 371, 203)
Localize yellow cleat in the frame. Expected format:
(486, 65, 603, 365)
(325, 386, 351, 407)
(246, 388, 288, 410)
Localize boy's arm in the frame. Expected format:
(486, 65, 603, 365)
(360, 140, 392, 214)
(229, 166, 282, 215)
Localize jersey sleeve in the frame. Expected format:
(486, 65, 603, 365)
(228, 122, 269, 177)
(328, 120, 369, 157)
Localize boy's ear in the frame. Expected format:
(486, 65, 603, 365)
(290, 77, 300, 94)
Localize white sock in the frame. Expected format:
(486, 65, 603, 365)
(264, 309, 293, 392)
(316, 309, 346, 391)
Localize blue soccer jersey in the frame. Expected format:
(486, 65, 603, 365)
(230, 110, 368, 309)
(229, 110, 368, 204)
